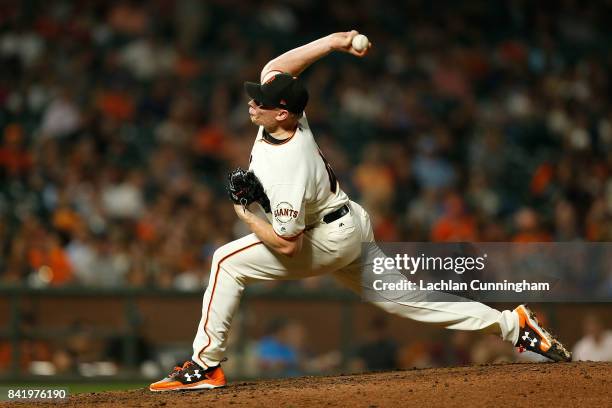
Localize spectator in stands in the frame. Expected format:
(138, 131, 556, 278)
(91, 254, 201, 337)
(0, 311, 52, 374)
(350, 316, 398, 372)
(572, 315, 612, 362)
(431, 193, 477, 242)
(512, 207, 552, 243)
(256, 317, 304, 377)
(428, 331, 473, 367)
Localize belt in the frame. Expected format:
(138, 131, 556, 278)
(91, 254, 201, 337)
(322, 204, 349, 224)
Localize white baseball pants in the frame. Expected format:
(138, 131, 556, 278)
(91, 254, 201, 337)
(192, 201, 519, 368)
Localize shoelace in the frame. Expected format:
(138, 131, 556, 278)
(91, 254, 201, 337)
(167, 359, 226, 379)
(168, 361, 193, 378)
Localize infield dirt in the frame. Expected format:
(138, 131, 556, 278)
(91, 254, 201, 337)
(6, 362, 612, 407)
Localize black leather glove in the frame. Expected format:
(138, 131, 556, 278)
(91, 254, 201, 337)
(227, 168, 271, 213)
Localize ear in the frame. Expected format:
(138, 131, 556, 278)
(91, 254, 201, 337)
(275, 110, 289, 121)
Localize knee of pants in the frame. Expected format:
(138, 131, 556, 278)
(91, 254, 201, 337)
(210, 240, 244, 266)
(210, 247, 225, 270)
(211, 246, 246, 282)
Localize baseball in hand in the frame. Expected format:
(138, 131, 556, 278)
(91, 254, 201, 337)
(351, 34, 369, 52)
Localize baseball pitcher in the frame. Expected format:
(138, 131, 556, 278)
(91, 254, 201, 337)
(150, 31, 571, 392)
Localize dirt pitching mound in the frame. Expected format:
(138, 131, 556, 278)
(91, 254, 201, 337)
(11, 362, 612, 407)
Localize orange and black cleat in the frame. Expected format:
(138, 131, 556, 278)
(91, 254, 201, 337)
(149, 360, 226, 392)
(514, 305, 571, 362)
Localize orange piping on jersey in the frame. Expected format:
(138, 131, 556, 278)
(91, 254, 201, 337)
(197, 241, 263, 368)
(274, 229, 304, 241)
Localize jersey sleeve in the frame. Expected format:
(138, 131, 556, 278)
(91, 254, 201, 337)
(266, 184, 306, 239)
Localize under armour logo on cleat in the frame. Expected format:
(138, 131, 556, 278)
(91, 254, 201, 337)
(184, 373, 192, 382)
(522, 331, 538, 347)
(193, 369, 202, 379)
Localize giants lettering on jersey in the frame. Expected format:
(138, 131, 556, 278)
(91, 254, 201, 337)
(274, 202, 299, 224)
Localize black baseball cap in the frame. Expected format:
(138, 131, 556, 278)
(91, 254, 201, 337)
(244, 73, 309, 114)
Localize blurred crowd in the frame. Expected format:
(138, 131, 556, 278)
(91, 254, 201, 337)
(1, 0, 612, 291)
(2, 309, 611, 378)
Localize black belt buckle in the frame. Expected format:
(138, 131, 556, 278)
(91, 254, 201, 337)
(322, 205, 349, 224)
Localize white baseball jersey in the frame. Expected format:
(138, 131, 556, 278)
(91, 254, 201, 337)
(248, 114, 349, 239)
